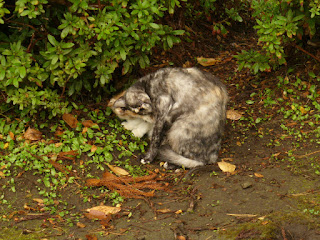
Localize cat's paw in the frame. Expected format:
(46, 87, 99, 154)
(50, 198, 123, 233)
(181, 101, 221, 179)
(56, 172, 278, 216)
(140, 158, 150, 165)
(163, 162, 179, 170)
(131, 128, 146, 138)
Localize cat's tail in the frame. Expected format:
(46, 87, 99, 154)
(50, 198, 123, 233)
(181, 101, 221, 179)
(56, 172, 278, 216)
(158, 145, 205, 169)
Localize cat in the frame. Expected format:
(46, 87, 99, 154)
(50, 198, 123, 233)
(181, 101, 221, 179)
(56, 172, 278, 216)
(108, 67, 228, 168)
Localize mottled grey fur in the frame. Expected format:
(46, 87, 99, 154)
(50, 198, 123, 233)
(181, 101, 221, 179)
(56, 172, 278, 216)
(109, 67, 228, 168)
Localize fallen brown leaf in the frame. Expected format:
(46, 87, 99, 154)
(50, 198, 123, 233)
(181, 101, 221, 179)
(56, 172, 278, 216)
(221, 157, 234, 162)
(226, 109, 243, 120)
(227, 213, 257, 217)
(177, 236, 187, 240)
(62, 113, 78, 128)
(254, 173, 264, 178)
(86, 205, 121, 215)
(9, 131, 15, 140)
(55, 142, 63, 148)
(82, 126, 88, 135)
(24, 127, 42, 141)
(197, 57, 220, 66)
(86, 234, 98, 240)
(91, 145, 98, 153)
(77, 222, 86, 228)
(54, 128, 64, 137)
(217, 161, 236, 173)
(175, 209, 183, 214)
(0, 171, 5, 179)
(84, 210, 109, 220)
(82, 120, 98, 128)
(156, 208, 171, 213)
(107, 164, 129, 176)
(33, 198, 44, 204)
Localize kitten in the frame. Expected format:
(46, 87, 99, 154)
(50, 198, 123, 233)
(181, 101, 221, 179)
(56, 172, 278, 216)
(108, 67, 228, 168)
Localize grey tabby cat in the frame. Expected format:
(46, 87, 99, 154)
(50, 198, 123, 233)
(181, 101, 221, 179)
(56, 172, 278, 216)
(108, 67, 228, 168)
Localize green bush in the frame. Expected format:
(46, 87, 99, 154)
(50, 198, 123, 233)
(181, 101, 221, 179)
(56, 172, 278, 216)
(185, 0, 249, 36)
(0, 0, 184, 118)
(235, 0, 320, 74)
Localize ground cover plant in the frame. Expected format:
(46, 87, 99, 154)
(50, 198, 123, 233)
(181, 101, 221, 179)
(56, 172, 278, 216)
(1, 0, 320, 239)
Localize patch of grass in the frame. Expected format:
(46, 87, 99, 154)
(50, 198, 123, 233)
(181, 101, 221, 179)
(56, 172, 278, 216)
(0, 107, 149, 225)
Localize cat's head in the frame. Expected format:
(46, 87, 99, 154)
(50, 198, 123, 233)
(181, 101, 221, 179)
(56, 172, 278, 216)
(108, 89, 153, 122)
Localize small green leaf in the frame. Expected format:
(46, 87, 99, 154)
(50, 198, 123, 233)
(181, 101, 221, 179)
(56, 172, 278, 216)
(47, 35, 56, 46)
(172, 30, 184, 35)
(61, 42, 74, 49)
(13, 78, 19, 88)
(19, 66, 26, 78)
(131, 31, 140, 40)
(167, 36, 173, 48)
(149, 23, 160, 29)
(61, 27, 69, 39)
(120, 48, 126, 60)
(52, 55, 59, 65)
(0, 69, 5, 80)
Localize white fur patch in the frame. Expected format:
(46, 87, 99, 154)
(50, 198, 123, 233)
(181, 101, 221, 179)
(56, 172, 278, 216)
(140, 158, 149, 164)
(122, 118, 153, 138)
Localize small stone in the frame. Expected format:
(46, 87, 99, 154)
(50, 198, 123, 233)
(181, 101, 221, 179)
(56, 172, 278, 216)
(241, 182, 253, 189)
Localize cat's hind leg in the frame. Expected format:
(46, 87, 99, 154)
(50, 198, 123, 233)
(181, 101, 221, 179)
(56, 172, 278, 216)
(156, 145, 205, 168)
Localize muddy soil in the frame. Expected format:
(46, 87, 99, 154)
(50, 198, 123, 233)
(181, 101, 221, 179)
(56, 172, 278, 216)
(1, 22, 320, 240)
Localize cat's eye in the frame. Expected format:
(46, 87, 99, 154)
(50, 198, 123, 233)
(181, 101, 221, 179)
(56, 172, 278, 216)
(120, 107, 126, 111)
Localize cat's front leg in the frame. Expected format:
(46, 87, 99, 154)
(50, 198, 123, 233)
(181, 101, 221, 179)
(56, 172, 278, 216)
(141, 95, 172, 165)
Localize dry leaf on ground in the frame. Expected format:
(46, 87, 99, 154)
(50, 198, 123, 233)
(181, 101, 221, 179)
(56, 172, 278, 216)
(86, 205, 121, 215)
(84, 210, 108, 220)
(254, 173, 264, 178)
(217, 161, 236, 173)
(84, 206, 120, 221)
(9, 131, 15, 140)
(91, 145, 98, 152)
(62, 113, 78, 128)
(77, 222, 86, 228)
(227, 213, 257, 217)
(177, 236, 187, 240)
(197, 57, 220, 66)
(156, 208, 171, 214)
(24, 127, 42, 141)
(33, 198, 44, 204)
(82, 120, 99, 128)
(175, 209, 183, 214)
(107, 164, 130, 176)
(86, 234, 98, 240)
(226, 109, 243, 120)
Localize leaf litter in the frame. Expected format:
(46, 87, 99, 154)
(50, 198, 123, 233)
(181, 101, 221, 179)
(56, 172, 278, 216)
(86, 171, 169, 199)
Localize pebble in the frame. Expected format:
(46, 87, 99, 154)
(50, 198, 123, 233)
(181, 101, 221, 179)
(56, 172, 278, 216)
(241, 182, 253, 189)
